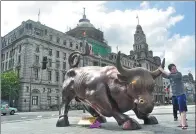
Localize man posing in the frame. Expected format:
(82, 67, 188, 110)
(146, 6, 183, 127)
(159, 64, 188, 129)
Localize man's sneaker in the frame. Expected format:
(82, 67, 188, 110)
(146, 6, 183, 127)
(174, 118, 178, 121)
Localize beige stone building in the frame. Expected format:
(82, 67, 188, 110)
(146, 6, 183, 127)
(1, 9, 165, 111)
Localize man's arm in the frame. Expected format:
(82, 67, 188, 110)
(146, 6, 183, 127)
(161, 73, 170, 79)
(158, 67, 170, 79)
(169, 72, 182, 79)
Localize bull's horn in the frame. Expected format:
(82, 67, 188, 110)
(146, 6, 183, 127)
(150, 58, 165, 79)
(116, 51, 135, 77)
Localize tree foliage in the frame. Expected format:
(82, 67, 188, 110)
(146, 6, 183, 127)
(1, 70, 20, 98)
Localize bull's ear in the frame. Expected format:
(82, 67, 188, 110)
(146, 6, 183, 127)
(117, 74, 128, 82)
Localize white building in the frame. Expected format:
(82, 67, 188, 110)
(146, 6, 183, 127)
(163, 78, 172, 99)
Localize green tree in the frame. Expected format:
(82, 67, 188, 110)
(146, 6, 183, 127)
(1, 70, 20, 105)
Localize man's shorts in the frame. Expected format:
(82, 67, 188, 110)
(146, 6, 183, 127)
(176, 94, 187, 112)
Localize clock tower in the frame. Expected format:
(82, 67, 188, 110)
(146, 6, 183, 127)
(133, 24, 148, 52)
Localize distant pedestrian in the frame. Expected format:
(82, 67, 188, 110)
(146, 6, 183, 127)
(159, 63, 188, 129)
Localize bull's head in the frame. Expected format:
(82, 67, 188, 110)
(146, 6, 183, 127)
(116, 51, 165, 114)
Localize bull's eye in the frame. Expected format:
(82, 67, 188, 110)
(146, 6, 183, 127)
(139, 99, 145, 104)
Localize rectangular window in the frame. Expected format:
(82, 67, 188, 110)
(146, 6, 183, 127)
(45, 29, 48, 35)
(63, 40, 66, 45)
(62, 72, 66, 82)
(55, 60, 60, 68)
(55, 96, 59, 104)
(48, 59, 52, 67)
(35, 55, 39, 64)
(1, 63, 4, 72)
(70, 42, 73, 47)
(12, 58, 14, 67)
(76, 44, 78, 49)
(47, 88, 52, 93)
(36, 46, 40, 53)
(32, 96, 38, 105)
(9, 51, 12, 58)
(63, 62, 66, 69)
(34, 68, 39, 79)
(5, 62, 7, 70)
(63, 53, 66, 60)
(47, 96, 51, 105)
(17, 68, 20, 78)
(19, 45, 21, 53)
(56, 71, 59, 82)
(56, 51, 59, 58)
(56, 37, 60, 43)
(18, 55, 21, 64)
(48, 71, 52, 81)
(6, 52, 8, 59)
(49, 35, 53, 41)
(2, 54, 5, 61)
(48, 49, 52, 56)
(8, 60, 12, 69)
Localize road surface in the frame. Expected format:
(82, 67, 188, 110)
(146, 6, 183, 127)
(1, 105, 195, 134)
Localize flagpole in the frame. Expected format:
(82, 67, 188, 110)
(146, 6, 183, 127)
(136, 15, 139, 25)
(38, 9, 40, 22)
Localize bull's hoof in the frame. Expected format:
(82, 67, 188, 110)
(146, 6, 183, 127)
(122, 118, 141, 130)
(96, 116, 107, 123)
(56, 116, 70, 127)
(144, 116, 158, 125)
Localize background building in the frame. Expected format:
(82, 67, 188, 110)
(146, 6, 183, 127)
(182, 72, 195, 102)
(1, 9, 165, 111)
(163, 78, 172, 103)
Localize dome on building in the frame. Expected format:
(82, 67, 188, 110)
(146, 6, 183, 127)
(77, 8, 94, 28)
(77, 21, 94, 28)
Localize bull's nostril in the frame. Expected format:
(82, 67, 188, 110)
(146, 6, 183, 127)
(139, 99, 145, 104)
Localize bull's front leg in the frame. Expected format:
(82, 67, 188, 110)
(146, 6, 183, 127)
(56, 79, 75, 127)
(133, 108, 158, 125)
(89, 83, 141, 130)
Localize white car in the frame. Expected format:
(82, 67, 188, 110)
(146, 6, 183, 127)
(1, 104, 18, 115)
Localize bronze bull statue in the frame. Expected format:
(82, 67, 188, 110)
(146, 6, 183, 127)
(56, 51, 165, 130)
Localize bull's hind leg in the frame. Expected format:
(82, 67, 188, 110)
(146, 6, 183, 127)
(56, 79, 75, 127)
(83, 104, 107, 123)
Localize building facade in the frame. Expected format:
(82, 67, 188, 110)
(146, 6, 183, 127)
(182, 73, 195, 102)
(1, 9, 165, 111)
(163, 78, 172, 103)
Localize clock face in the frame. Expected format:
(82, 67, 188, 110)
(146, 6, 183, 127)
(135, 36, 143, 43)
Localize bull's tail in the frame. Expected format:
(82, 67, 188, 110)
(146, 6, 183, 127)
(68, 51, 90, 68)
(68, 51, 82, 68)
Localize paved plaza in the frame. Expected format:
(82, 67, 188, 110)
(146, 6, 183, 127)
(1, 105, 195, 134)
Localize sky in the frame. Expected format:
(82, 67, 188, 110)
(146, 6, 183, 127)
(1, 1, 195, 79)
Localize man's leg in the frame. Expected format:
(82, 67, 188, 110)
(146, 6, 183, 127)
(177, 94, 188, 129)
(172, 96, 178, 121)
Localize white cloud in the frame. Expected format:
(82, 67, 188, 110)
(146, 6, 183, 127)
(140, 1, 150, 9)
(1, 1, 195, 79)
